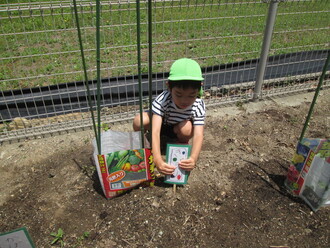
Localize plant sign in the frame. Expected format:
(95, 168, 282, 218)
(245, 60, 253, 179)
(0, 227, 35, 248)
(164, 144, 191, 185)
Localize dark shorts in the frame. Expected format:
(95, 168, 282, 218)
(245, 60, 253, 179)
(160, 124, 177, 139)
(145, 110, 177, 139)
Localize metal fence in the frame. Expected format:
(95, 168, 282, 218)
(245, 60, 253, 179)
(0, 0, 329, 143)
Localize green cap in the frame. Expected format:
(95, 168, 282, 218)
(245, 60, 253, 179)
(168, 58, 204, 81)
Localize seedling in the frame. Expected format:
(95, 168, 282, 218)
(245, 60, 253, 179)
(96, 122, 110, 131)
(50, 229, 90, 247)
(72, 231, 90, 248)
(0, 122, 10, 133)
(84, 137, 90, 144)
(143, 99, 150, 109)
(289, 116, 299, 124)
(236, 100, 245, 110)
(50, 228, 64, 247)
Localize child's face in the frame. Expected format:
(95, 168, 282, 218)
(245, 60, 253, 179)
(170, 86, 199, 109)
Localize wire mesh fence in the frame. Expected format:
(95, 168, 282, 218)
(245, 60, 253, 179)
(0, 0, 329, 143)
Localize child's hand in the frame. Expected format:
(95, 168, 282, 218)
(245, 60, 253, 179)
(156, 161, 176, 175)
(179, 157, 196, 171)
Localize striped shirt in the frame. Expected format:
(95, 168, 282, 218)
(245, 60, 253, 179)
(152, 90, 206, 126)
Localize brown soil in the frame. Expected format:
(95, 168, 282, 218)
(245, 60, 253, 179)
(0, 90, 329, 248)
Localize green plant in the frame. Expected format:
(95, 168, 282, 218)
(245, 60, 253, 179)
(96, 122, 111, 131)
(84, 137, 90, 144)
(143, 99, 150, 109)
(101, 122, 110, 131)
(236, 101, 244, 109)
(50, 228, 64, 247)
(0, 122, 10, 133)
(50, 228, 90, 247)
(72, 231, 90, 248)
(289, 116, 299, 124)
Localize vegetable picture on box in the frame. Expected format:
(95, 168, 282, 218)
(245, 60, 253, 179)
(165, 144, 191, 185)
(107, 149, 146, 174)
(106, 149, 151, 190)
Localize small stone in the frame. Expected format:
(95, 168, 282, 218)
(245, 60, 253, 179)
(152, 200, 160, 208)
(48, 173, 55, 178)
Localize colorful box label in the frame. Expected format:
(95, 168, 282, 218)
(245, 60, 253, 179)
(96, 148, 155, 198)
(285, 138, 330, 211)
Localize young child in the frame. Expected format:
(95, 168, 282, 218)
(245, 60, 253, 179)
(133, 58, 205, 175)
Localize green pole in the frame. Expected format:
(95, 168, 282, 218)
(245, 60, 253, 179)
(299, 51, 330, 142)
(136, 0, 145, 147)
(95, 0, 102, 154)
(72, 0, 99, 152)
(147, 0, 153, 146)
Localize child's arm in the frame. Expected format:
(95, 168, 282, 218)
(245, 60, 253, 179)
(179, 125, 204, 171)
(152, 114, 176, 175)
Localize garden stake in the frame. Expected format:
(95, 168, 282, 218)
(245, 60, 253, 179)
(95, 0, 102, 154)
(299, 52, 330, 142)
(148, 0, 153, 144)
(136, 0, 145, 148)
(72, 0, 99, 153)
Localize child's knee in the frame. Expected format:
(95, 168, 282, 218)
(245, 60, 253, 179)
(133, 112, 150, 131)
(133, 115, 141, 131)
(174, 120, 193, 138)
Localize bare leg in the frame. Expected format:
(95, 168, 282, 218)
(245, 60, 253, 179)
(173, 120, 193, 143)
(133, 112, 150, 131)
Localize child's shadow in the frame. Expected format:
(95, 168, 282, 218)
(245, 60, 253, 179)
(154, 175, 176, 188)
(91, 170, 107, 197)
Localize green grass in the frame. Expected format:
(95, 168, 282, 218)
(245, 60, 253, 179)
(0, 0, 329, 90)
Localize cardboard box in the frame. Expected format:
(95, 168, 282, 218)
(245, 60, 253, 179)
(93, 130, 155, 199)
(285, 138, 330, 211)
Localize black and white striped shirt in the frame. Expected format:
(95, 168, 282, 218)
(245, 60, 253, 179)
(152, 90, 205, 126)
